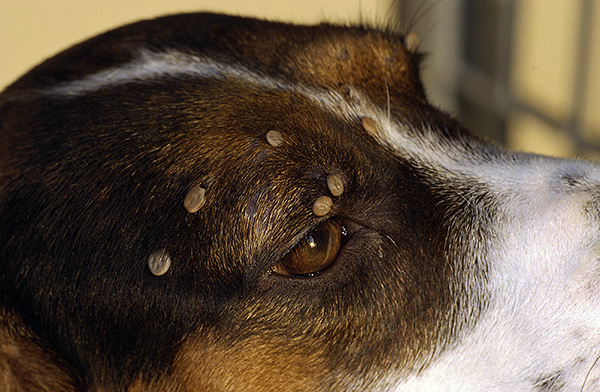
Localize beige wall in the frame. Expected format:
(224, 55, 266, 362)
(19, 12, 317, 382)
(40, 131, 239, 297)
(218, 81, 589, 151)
(0, 0, 392, 90)
(508, 0, 600, 158)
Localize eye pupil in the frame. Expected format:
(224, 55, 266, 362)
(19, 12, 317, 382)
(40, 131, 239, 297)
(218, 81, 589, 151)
(272, 220, 344, 277)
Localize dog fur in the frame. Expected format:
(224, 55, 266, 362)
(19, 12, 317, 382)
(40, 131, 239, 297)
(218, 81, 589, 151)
(1, 13, 600, 391)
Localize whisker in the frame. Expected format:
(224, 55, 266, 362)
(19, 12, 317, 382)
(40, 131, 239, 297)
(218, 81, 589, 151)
(385, 75, 391, 124)
(581, 352, 600, 392)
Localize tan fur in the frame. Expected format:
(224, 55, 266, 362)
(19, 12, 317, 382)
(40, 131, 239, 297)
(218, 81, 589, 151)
(0, 309, 79, 392)
(130, 334, 328, 392)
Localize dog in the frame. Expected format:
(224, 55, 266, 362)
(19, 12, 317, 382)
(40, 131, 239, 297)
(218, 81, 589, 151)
(1, 12, 600, 391)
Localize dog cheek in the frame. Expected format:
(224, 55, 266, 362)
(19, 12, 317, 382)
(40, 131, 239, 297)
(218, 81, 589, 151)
(0, 309, 81, 392)
(129, 334, 330, 392)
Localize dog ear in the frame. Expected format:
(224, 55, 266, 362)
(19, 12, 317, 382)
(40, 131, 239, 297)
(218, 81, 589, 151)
(0, 309, 79, 392)
(277, 28, 426, 103)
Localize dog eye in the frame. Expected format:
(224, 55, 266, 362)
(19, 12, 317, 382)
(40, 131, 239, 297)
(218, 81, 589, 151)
(271, 220, 345, 277)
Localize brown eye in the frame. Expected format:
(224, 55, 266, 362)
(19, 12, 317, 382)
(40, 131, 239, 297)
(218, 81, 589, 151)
(271, 220, 345, 277)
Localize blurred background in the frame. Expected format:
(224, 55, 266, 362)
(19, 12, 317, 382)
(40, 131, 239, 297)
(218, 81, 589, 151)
(1, 0, 598, 158)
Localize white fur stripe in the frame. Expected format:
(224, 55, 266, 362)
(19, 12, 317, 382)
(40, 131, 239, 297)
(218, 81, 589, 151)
(43, 49, 288, 96)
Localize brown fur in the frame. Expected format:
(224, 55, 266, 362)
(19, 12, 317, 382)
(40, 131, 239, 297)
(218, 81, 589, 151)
(0, 309, 79, 391)
(129, 334, 329, 391)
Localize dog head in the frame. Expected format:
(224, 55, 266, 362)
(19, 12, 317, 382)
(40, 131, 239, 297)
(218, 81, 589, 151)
(1, 13, 600, 391)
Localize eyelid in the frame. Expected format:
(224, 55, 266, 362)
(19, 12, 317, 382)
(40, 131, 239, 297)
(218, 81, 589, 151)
(272, 220, 342, 277)
(269, 217, 359, 278)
